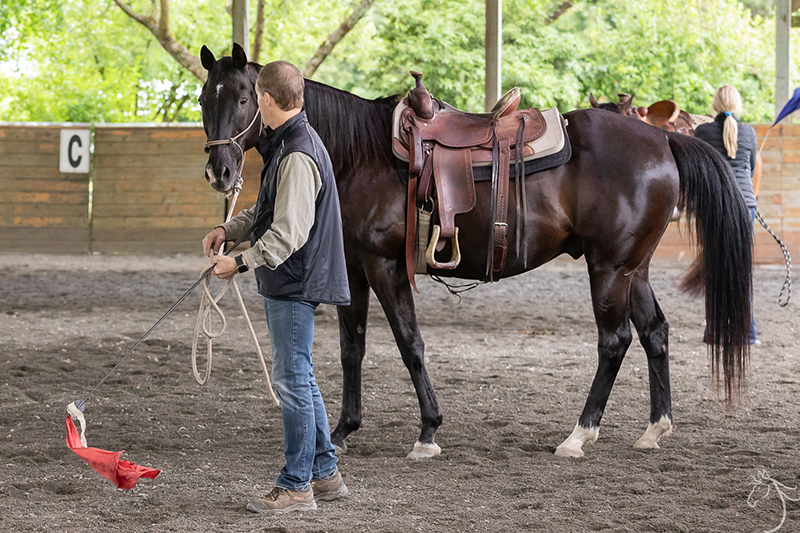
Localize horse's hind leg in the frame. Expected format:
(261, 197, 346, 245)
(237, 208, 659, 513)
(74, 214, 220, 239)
(629, 268, 673, 448)
(363, 255, 443, 459)
(555, 264, 634, 457)
(331, 267, 371, 454)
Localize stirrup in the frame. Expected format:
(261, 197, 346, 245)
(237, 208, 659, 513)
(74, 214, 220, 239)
(426, 225, 461, 270)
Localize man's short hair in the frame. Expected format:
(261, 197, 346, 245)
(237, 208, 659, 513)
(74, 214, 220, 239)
(256, 60, 304, 111)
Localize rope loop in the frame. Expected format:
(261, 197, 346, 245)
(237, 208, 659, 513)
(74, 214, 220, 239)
(191, 147, 279, 406)
(190, 275, 229, 385)
(755, 208, 792, 307)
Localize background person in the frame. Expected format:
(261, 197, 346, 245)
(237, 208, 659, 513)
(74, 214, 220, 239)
(202, 60, 351, 514)
(694, 84, 760, 345)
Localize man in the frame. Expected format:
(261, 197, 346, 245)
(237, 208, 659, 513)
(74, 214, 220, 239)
(202, 60, 350, 514)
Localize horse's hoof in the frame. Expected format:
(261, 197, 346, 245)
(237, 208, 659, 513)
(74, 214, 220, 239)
(554, 444, 584, 458)
(333, 441, 347, 456)
(406, 441, 441, 459)
(633, 415, 672, 449)
(554, 424, 598, 458)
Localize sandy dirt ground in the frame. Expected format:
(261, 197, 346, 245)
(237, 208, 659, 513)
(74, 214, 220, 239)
(0, 253, 798, 532)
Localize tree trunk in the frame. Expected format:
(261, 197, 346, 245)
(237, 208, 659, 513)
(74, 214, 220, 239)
(252, 0, 266, 63)
(113, 0, 207, 82)
(546, 0, 573, 25)
(302, 0, 374, 78)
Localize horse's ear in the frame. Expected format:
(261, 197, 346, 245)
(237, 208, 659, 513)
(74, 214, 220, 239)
(201, 46, 216, 71)
(589, 93, 600, 108)
(618, 94, 633, 114)
(231, 42, 248, 69)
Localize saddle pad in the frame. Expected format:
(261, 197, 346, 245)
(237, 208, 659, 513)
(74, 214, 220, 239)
(392, 102, 566, 166)
(394, 111, 571, 184)
(473, 113, 571, 181)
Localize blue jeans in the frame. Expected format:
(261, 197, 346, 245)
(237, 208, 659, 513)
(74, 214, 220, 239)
(264, 298, 338, 491)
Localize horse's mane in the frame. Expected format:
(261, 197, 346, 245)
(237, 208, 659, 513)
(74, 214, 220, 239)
(228, 61, 398, 176)
(303, 80, 400, 176)
(597, 102, 622, 114)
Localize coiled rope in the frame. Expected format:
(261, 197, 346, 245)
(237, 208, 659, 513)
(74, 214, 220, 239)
(191, 179, 280, 406)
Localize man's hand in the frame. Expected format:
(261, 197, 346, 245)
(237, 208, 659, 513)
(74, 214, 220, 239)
(202, 227, 226, 257)
(210, 255, 238, 280)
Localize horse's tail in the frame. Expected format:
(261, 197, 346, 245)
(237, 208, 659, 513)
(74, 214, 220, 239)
(667, 132, 752, 402)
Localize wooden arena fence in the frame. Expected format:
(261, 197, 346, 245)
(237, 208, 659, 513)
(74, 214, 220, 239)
(1, 122, 798, 262)
(1, 123, 260, 254)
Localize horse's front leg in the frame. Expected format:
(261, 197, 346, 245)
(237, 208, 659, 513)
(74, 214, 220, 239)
(331, 267, 370, 454)
(364, 254, 443, 459)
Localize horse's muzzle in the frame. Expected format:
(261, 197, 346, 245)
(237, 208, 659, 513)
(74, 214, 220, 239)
(205, 162, 234, 193)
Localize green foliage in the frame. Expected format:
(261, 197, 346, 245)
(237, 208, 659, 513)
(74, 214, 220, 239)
(0, 0, 230, 122)
(0, 0, 796, 123)
(366, 0, 585, 111)
(362, 0, 789, 121)
(572, 0, 776, 121)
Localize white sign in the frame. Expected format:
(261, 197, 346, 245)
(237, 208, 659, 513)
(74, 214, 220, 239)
(59, 129, 91, 174)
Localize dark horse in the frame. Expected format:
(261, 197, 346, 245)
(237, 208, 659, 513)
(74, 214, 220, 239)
(199, 44, 752, 458)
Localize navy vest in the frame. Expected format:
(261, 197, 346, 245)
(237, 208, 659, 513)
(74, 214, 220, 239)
(251, 111, 350, 306)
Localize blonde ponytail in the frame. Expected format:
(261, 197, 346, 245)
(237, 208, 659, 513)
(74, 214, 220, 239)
(723, 114, 738, 159)
(712, 84, 743, 159)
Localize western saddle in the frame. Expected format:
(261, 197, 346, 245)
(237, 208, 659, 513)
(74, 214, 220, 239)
(395, 71, 551, 289)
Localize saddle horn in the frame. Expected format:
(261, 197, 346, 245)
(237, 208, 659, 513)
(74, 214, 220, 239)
(408, 71, 434, 120)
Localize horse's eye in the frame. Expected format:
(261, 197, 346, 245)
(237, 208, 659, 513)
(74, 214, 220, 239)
(239, 98, 247, 106)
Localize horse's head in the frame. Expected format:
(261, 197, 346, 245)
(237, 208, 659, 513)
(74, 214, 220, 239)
(199, 43, 261, 193)
(589, 92, 645, 119)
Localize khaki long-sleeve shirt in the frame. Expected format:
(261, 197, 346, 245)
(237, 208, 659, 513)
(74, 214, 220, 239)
(220, 152, 322, 269)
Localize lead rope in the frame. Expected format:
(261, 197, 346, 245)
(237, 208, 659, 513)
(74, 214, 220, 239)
(193, 108, 279, 406)
(754, 208, 792, 307)
(191, 178, 280, 407)
(755, 126, 792, 308)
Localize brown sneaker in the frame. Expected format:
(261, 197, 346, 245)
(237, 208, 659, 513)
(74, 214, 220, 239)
(246, 486, 317, 514)
(311, 469, 349, 501)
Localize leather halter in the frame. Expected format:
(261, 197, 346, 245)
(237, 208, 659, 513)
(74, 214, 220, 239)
(203, 110, 262, 197)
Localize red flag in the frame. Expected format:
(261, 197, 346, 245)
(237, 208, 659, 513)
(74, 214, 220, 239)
(66, 416, 161, 490)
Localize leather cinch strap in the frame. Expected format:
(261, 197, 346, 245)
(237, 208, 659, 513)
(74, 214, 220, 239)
(485, 123, 512, 280)
(514, 115, 528, 268)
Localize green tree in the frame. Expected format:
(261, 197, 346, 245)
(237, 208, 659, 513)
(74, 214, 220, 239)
(572, 0, 776, 121)
(359, 0, 791, 121)
(0, 0, 376, 122)
(365, 0, 582, 111)
(2, 0, 797, 123)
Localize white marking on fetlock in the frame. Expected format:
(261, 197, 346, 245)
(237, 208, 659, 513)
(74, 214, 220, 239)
(633, 415, 673, 449)
(406, 441, 441, 460)
(554, 424, 599, 458)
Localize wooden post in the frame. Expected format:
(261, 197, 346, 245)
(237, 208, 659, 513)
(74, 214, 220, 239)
(232, 0, 250, 57)
(776, 0, 791, 118)
(485, 0, 502, 112)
